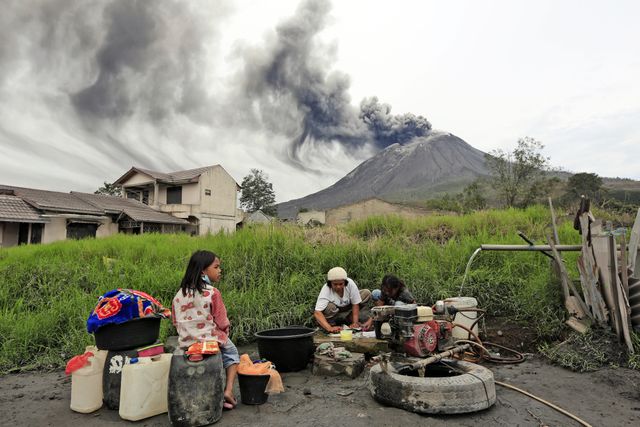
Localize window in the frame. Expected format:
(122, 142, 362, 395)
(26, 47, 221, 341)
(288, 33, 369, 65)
(142, 190, 149, 205)
(166, 186, 182, 204)
(30, 223, 43, 244)
(204, 189, 211, 196)
(66, 223, 97, 240)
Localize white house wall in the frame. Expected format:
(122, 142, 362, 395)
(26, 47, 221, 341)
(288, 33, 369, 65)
(182, 183, 200, 205)
(97, 219, 119, 238)
(122, 172, 154, 186)
(198, 166, 237, 217)
(42, 218, 67, 243)
(199, 217, 236, 235)
(0, 222, 19, 247)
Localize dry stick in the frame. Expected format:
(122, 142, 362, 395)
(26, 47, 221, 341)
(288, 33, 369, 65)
(547, 235, 592, 320)
(495, 381, 593, 427)
(548, 197, 561, 245)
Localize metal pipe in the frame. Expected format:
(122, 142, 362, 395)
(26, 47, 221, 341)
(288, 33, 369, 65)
(409, 344, 471, 370)
(480, 244, 582, 251)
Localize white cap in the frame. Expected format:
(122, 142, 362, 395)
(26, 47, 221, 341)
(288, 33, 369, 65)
(327, 267, 347, 281)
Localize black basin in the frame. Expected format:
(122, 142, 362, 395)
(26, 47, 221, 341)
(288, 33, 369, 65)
(255, 326, 316, 372)
(94, 316, 161, 351)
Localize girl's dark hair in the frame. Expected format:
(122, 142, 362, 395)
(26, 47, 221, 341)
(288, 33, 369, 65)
(180, 250, 218, 296)
(381, 274, 405, 292)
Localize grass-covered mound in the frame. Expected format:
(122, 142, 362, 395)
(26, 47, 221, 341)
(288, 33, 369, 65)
(0, 206, 579, 372)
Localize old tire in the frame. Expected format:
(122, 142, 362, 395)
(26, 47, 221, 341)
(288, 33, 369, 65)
(368, 358, 496, 414)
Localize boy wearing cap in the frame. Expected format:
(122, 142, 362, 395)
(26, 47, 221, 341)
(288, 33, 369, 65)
(314, 267, 373, 333)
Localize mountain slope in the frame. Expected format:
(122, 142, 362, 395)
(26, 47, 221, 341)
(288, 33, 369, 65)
(277, 131, 489, 218)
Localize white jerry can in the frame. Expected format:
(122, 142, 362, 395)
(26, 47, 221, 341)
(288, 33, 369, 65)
(70, 346, 108, 413)
(118, 353, 172, 421)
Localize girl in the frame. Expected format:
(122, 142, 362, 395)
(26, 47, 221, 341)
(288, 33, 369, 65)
(172, 250, 239, 409)
(373, 274, 416, 306)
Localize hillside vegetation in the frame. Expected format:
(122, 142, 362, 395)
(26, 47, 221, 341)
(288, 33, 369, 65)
(0, 206, 584, 372)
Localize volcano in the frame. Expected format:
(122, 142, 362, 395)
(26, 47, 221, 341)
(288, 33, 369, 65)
(277, 131, 489, 218)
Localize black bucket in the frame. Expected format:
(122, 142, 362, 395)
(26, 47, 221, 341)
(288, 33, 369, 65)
(94, 317, 161, 351)
(238, 373, 270, 405)
(255, 326, 316, 372)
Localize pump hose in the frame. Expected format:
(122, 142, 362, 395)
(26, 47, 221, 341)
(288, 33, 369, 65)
(448, 312, 590, 425)
(451, 323, 525, 364)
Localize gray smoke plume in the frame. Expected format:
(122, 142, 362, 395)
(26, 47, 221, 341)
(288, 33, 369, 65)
(237, 0, 431, 164)
(71, 0, 221, 125)
(1, 0, 432, 195)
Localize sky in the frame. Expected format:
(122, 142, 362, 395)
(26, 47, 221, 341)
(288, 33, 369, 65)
(1, 0, 639, 203)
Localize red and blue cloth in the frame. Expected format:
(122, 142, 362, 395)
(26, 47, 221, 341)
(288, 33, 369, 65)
(87, 289, 171, 334)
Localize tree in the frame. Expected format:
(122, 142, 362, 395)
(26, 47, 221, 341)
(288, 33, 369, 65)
(462, 180, 487, 212)
(485, 137, 552, 208)
(95, 182, 121, 196)
(240, 169, 277, 216)
(565, 172, 603, 202)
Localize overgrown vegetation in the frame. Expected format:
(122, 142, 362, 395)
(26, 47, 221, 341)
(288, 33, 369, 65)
(539, 329, 633, 372)
(0, 205, 629, 373)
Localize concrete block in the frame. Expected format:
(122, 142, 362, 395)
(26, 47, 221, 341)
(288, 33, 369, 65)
(312, 353, 366, 379)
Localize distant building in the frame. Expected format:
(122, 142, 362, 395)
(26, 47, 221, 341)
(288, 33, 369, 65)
(0, 185, 187, 248)
(294, 197, 432, 226)
(245, 210, 274, 225)
(326, 198, 432, 225)
(113, 165, 240, 235)
(0, 164, 241, 248)
(296, 210, 326, 226)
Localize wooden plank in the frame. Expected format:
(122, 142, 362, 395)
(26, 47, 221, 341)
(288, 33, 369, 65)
(592, 231, 623, 338)
(547, 235, 591, 320)
(609, 234, 635, 353)
(620, 235, 630, 299)
(628, 208, 640, 278)
(313, 333, 389, 354)
(577, 255, 608, 324)
(578, 213, 608, 324)
(566, 316, 589, 334)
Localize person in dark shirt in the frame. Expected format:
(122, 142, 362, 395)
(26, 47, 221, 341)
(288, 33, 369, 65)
(372, 274, 416, 306)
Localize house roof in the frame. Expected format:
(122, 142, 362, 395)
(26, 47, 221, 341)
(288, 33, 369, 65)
(71, 192, 189, 225)
(114, 165, 215, 186)
(0, 185, 103, 215)
(120, 205, 190, 224)
(0, 194, 46, 223)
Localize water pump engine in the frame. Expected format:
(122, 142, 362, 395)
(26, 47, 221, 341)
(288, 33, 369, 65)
(371, 304, 454, 357)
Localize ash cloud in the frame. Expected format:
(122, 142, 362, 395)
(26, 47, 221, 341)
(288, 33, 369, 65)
(1, 0, 431, 194)
(71, 0, 220, 124)
(236, 0, 431, 163)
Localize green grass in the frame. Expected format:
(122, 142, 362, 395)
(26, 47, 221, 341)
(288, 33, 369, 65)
(0, 205, 590, 372)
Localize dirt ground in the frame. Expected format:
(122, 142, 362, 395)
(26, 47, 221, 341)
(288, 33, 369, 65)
(1, 342, 639, 427)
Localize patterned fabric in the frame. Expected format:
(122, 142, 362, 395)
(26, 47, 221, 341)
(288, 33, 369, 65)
(172, 285, 231, 349)
(87, 289, 170, 334)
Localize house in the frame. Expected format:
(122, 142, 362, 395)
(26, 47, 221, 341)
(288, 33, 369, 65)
(296, 210, 326, 226)
(113, 165, 240, 235)
(295, 197, 433, 226)
(245, 210, 273, 225)
(0, 185, 188, 248)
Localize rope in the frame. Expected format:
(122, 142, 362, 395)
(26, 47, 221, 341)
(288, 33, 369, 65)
(495, 380, 593, 427)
